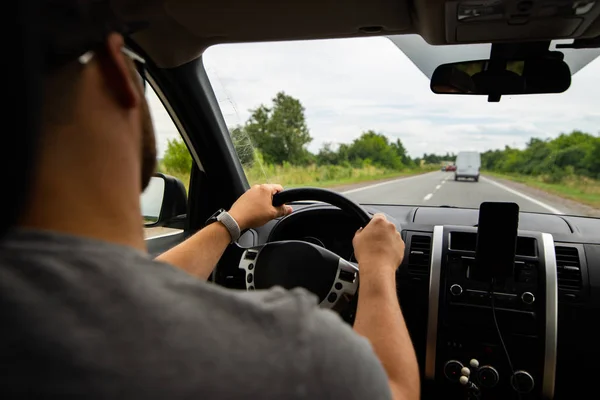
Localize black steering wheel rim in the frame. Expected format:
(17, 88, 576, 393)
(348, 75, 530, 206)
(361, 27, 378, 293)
(273, 188, 371, 227)
(230, 188, 372, 314)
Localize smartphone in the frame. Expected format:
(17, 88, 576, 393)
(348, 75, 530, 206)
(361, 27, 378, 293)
(473, 202, 520, 283)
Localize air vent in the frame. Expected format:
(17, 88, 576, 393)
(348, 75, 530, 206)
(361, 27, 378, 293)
(408, 235, 432, 275)
(555, 246, 582, 291)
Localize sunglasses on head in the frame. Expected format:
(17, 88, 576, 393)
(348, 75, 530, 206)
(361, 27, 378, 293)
(78, 47, 147, 89)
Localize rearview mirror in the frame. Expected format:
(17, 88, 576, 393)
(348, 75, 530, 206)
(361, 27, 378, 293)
(430, 58, 571, 96)
(141, 173, 187, 228)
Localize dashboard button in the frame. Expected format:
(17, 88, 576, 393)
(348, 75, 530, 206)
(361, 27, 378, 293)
(327, 293, 337, 303)
(450, 284, 463, 296)
(511, 370, 535, 393)
(247, 273, 253, 284)
(444, 360, 464, 382)
(478, 365, 499, 388)
(339, 270, 356, 283)
(334, 282, 343, 290)
(521, 292, 535, 305)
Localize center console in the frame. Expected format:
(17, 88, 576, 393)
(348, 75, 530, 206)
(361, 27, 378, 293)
(425, 225, 558, 399)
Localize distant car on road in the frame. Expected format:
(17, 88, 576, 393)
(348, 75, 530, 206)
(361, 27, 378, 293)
(446, 164, 456, 172)
(441, 166, 447, 171)
(455, 151, 481, 182)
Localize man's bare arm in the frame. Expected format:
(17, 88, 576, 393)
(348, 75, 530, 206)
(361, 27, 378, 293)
(352, 215, 420, 400)
(156, 184, 292, 279)
(354, 266, 420, 399)
(155, 222, 231, 279)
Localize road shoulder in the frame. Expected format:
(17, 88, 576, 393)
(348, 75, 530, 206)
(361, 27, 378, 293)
(484, 175, 600, 217)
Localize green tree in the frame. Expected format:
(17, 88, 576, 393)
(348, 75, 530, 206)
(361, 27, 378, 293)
(316, 143, 339, 165)
(480, 130, 600, 182)
(421, 152, 455, 165)
(337, 143, 351, 166)
(585, 139, 600, 178)
(244, 92, 312, 165)
(347, 131, 403, 169)
(391, 138, 414, 166)
(162, 138, 192, 173)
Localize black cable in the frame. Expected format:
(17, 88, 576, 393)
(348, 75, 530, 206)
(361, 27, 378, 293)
(489, 279, 522, 400)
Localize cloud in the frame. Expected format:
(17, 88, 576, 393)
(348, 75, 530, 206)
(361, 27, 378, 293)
(147, 35, 600, 159)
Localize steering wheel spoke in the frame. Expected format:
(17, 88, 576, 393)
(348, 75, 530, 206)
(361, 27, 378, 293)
(238, 245, 264, 291)
(319, 258, 359, 309)
(238, 241, 359, 310)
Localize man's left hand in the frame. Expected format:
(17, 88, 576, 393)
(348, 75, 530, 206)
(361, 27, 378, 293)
(229, 184, 293, 231)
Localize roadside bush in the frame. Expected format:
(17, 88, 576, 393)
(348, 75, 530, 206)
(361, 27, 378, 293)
(162, 138, 192, 174)
(482, 130, 600, 180)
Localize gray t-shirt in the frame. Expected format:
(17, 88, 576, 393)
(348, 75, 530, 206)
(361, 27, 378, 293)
(0, 229, 391, 399)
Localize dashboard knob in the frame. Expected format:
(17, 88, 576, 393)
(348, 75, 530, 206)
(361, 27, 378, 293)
(450, 284, 463, 296)
(469, 359, 480, 368)
(511, 370, 535, 393)
(477, 365, 500, 388)
(461, 367, 471, 377)
(521, 292, 535, 305)
(459, 376, 470, 385)
(444, 360, 464, 382)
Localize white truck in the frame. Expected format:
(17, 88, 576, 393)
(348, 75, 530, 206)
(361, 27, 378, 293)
(455, 151, 481, 182)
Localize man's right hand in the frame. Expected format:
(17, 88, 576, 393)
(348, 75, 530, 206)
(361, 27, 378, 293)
(352, 214, 420, 400)
(228, 184, 293, 231)
(352, 214, 405, 275)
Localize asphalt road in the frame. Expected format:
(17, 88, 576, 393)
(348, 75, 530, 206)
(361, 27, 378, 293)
(145, 171, 590, 239)
(340, 171, 573, 215)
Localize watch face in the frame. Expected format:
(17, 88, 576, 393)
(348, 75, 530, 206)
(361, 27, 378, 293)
(205, 208, 226, 226)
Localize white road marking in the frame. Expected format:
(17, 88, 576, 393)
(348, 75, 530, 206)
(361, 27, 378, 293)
(341, 172, 438, 195)
(480, 176, 564, 215)
(441, 181, 445, 185)
(424, 193, 433, 201)
(436, 185, 441, 190)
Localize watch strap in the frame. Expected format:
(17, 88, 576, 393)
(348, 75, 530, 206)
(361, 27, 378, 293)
(216, 211, 241, 243)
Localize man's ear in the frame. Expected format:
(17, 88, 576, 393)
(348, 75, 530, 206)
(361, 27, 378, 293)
(97, 33, 140, 109)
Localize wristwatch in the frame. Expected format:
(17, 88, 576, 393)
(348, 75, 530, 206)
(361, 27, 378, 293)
(205, 208, 241, 243)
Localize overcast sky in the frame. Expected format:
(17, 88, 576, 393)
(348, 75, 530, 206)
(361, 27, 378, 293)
(147, 35, 600, 159)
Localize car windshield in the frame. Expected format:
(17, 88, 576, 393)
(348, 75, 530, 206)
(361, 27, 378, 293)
(176, 36, 600, 217)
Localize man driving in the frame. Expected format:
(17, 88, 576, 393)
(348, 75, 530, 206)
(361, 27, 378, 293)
(0, 1, 419, 399)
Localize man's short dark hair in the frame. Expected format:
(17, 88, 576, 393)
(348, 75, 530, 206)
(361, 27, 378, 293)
(42, 0, 128, 72)
(40, 0, 142, 125)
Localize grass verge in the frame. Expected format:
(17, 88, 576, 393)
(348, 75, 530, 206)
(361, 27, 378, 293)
(485, 171, 600, 209)
(161, 163, 438, 192)
(245, 163, 437, 188)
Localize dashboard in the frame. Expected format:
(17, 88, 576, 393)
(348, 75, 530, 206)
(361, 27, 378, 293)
(217, 202, 600, 399)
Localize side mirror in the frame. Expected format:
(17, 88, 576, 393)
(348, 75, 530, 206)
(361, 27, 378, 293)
(141, 173, 187, 229)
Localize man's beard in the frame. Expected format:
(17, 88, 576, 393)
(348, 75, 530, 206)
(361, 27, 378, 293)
(140, 95, 157, 191)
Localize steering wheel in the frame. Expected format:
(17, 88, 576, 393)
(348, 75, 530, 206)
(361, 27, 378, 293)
(236, 188, 371, 310)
